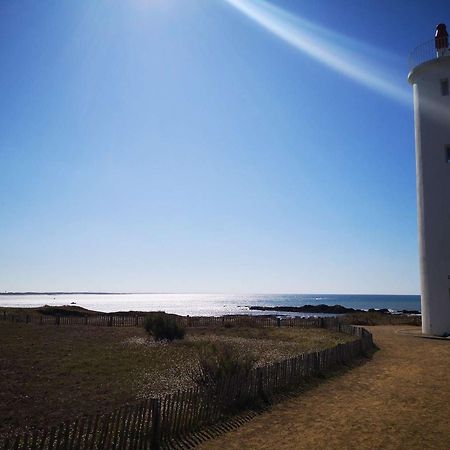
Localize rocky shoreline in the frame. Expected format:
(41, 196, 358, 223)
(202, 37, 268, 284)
(0, 303, 421, 318)
(248, 304, 420, 315)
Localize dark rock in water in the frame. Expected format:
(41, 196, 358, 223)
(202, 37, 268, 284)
(70, 302, 76, 304)
(368, 308, 390, 314)
(249, 304, 418, 316)
(248, 304, 359, 314)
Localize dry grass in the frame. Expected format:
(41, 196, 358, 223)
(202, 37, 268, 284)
(189, 326, 354, 367)
(0, 322, 351, 439)
(200, 326, 450, 450)
(343, 311, 421, 326)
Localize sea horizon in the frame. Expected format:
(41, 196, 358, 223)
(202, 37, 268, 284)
(0, 292, 421, 317)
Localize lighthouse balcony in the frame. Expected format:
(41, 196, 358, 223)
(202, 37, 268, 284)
(409, 37, 450, 70)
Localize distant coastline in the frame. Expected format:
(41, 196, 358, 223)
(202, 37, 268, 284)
(0, 292, 133, 296)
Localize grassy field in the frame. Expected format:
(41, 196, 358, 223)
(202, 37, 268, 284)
(0, 322, 353, 439)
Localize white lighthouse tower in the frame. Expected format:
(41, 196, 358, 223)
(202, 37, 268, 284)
(408, 24, 450, 336)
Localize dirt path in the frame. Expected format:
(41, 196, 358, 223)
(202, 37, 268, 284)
(200, 326, 450, 450)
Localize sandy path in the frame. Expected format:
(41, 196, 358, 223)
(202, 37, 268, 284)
(199, 326, 450, 450)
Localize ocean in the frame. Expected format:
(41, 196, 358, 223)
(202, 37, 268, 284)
(0, 293, 421, 317)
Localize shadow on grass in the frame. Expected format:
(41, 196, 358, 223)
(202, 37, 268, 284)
(169, 350, 378, 449)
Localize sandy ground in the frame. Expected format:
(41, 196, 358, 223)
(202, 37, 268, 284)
(200, 326, 450, 450)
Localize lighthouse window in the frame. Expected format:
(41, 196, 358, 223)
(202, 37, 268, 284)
(441, 78, 449, 96)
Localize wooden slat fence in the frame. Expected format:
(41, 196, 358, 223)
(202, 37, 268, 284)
(0, 312, 328, 328)
(0, 323, 373, 450)
(0, 310, 421, 328)
(0, 313, 143, 327)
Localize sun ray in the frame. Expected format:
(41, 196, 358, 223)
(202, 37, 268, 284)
(223, 0, 411, 105)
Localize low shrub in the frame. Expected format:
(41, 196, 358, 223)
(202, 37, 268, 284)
(194, 341, 256, 385)
(143, 313, 185, 342)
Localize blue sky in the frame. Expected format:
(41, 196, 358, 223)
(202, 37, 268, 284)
(0, 0, 446, 293)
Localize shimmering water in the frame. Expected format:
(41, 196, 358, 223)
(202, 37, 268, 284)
(0, 293, 421, 316)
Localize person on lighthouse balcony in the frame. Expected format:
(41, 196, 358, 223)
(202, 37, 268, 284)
(435, 23, 449, 57)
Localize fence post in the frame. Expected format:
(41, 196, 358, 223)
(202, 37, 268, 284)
(108, 316, 113, 327)
(26, 315, 30, 324)
(56, 316, 60, 326)
(257, 367, 269, 404)
(150, 398, 161, 450)
(135, 315, 139, 327)
(277, 318, 281, 327)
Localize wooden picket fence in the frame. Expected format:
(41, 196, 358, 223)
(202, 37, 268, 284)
(0, 310, 421, 329)
(0, 311, 337, 329)
(0, 322, 373, 450)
